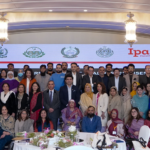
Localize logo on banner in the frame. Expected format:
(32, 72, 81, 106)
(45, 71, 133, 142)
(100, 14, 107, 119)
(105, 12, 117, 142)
(61, 47, 80, 58)
(0, 47, 8, 58)
(128, 48, 150, 57)
(96, 46, 114, 58)
(23, 47, 45, 58)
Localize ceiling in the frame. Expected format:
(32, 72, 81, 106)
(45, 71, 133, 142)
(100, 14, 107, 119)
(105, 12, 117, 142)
(1, 0, 150, 13)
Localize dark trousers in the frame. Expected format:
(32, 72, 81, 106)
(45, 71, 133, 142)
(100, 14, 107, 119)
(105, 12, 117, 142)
(0, 129, 13, 150)
(48, 114, 58, 130)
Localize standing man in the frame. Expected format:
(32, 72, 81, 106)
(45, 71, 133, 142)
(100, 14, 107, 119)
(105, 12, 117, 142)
(35, 65, 50, 92)
(50, 64, 65, 91)
(82, 66, 98, 94)
(105, 63, 114, 78)
(70, 63, 82, 91)
(82, 65, 89, 78)
(47, 62, 55, 76)
(108, 68, 126, 94)
(7, 63, 17, 77)
(59, 74, 80, 110)
(97, 66, 109, 93)
(77, 65, 80, 73)
(23, 65, 30, 73)
(121, 66, 128, 77)
(43, 81, 60, 130)
(124, 64, 139, 92)
(139, 65, 150, 85)
(62, 62, 71, 74)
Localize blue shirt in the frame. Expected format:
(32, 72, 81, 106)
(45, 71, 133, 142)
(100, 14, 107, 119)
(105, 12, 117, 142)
(50, 73, 65, 91)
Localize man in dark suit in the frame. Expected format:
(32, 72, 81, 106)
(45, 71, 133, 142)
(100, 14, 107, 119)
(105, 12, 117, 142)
(59, 74, 80, 110)
(108, 68, 126, 94)
(82, 66, 98, 94)
(62, 62, 71, 74)
(139, 65, 150, 85)
(104, 63, 114, 78)
(43, 81, 60, 130)
(97, 66, 109, 93)
(120, 66, 128, 77)
(69, 62, 82, 91)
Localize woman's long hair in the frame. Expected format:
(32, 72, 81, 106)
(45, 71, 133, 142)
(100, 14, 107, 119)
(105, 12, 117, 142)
(36, 109, 50, 128)
(18, 109, 29, 122)
(126, 107, 143, 126)
(30, 82, 41, 95)
(24, 68, 34, 80)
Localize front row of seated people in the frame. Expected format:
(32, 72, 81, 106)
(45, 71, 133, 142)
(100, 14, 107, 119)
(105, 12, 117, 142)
(0, 104, 150, 150)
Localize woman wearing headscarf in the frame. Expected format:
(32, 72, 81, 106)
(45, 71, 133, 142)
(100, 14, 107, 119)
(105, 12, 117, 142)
(93, 82, 109, 132)
(15, 69, 24, 82)
(108, 86, 122, 119)
(120, 87, 132, 124)
(79, 83, 95, 116)
(0, 69, 7, 83)
(20, 68, 36, 95)
(107, 109, 124, 139)
(130, 82, 140, 98)
(0, 83, 16, 117)
(126, 107, 144, 139)
(131, 85, 149, 119)
(62, 99, 83, 131)
(0, 71, 19, 93)
(144, 110, 150, 148)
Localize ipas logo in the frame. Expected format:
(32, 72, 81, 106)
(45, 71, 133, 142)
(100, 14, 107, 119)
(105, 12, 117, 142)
(128, 48, 150, 57)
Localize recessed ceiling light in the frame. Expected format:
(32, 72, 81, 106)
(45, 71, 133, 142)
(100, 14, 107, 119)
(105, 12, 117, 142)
(66, 26, 70, 28)
(84, 10, 87, 12)
(49, 10, 53, 12)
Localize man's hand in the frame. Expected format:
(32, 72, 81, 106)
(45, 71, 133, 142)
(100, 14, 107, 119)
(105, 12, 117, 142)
(0, 134, 5, 139)
(101, 112, 105, 119)
(49, 108, 54, 113)
(3, 131, 10, 135)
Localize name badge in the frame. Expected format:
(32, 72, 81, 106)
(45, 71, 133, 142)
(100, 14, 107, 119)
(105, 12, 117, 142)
(112, 131, 116, 135)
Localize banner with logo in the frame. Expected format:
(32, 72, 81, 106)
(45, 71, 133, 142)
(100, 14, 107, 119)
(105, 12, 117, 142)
(0, 44, 150, 68)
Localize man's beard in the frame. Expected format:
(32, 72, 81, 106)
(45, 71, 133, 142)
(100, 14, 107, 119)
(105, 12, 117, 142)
(56, 71, 62, 73)
(62, 68, 67, 71)
(48, 69, 53, 71)
(41, 72, 46, 76)
(106, 70, 111, 73)
(129, 71, 133, 75)
(87, 113, 95, 118)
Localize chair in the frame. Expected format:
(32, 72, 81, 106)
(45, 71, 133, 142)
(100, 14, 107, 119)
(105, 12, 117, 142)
(65, 146, 93, 150)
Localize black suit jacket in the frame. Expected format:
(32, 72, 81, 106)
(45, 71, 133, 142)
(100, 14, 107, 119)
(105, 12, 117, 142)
(43, 89, 60, 118)
(108, 76, 126, 94)
(59, 85, 80, 110)
(139, 74, 150, 85)
(82, 75, 98, 94)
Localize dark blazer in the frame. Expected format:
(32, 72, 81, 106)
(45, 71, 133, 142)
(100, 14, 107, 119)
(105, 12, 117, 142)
(82, 75, 99, 94)
(104, 73, 114, 78)
(108, 76, 126, 94)
(43, 89, 60, 118)
(59, 85, 80, 110)
(139, 74, 150, 85)
(0, 92, 16, 115)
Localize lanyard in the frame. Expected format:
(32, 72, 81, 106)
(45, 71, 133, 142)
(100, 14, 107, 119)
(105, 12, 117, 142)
(113, 122, 117, 131)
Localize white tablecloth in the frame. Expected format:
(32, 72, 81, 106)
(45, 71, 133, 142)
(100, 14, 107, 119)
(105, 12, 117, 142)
(13, 132, 127, 150)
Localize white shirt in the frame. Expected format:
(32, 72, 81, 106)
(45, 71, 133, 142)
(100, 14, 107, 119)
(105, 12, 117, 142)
(26, 78, 30, 95)
(72, 72, 76, 86)
(67, 85, 72, 102)
(115, 76, 119, 91)
(49, 89, 54, 101)
(62, 71, 67, 74)
(89, 76, 93, 92)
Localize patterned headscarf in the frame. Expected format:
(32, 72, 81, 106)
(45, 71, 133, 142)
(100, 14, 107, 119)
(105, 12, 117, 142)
(84, 83, 93, 100)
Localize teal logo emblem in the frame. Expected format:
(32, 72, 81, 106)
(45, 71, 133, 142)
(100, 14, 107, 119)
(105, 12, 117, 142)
(61, 46, 80, 58)
(23, 47, 45, 58)
(0, 47, 8, 58)
(96, 46, 114, 58)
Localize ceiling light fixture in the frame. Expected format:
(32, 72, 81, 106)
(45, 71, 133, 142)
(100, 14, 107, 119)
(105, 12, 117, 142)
(0, 13, 9, 46)
(49, 10, 53, 12)
(125, 12, 137, 47)
(84, 10, 87, 12)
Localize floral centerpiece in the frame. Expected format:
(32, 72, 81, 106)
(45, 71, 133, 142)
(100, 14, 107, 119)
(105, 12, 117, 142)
(57, 138, 73, 148)
(44, 129, 64, 138)
(67, 126, 77, 141)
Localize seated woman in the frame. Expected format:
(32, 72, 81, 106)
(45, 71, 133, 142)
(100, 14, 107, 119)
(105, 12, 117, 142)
(79, 83, 95, 116)
(107, 109, 124, 139)
(0, 105, 15, 150)
(108, 86, 122, 119)
(131, 85, 149, 119)
(0, 69, 7, 83)
(16, 84, 29, 118)
(0, 83, 16, 117)
(120, 87, 132, 124)
(15, 69, 24, 82)
(126, 107, 144, 139)
(0, 71, 19, 93)
(34, 109, 53, 132)
(130, 82, 140, 98)
(144, 110, 150, 148)
(15, 109, 34, 134)
(62, 99, 83, 131)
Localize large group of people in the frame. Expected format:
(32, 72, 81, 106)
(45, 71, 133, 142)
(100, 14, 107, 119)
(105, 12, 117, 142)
(0, 62, 150, 150)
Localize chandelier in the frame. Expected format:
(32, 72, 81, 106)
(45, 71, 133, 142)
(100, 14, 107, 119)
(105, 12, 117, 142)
(125, 12, 137, 47)
(0, 13, 9, 46)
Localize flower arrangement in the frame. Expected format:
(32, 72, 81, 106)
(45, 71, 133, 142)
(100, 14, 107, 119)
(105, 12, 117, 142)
(57, 138, 73, 148)
(44, 128, 64, 138)
(67, 126, 77, 136)
(27, 133, 36, 138)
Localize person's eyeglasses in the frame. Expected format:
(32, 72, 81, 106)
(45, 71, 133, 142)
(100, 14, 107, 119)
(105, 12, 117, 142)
(146, 68, 150, 70)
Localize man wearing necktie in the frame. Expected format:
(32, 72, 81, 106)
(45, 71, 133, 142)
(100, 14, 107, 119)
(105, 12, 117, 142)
(43, 81, 60, 130)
